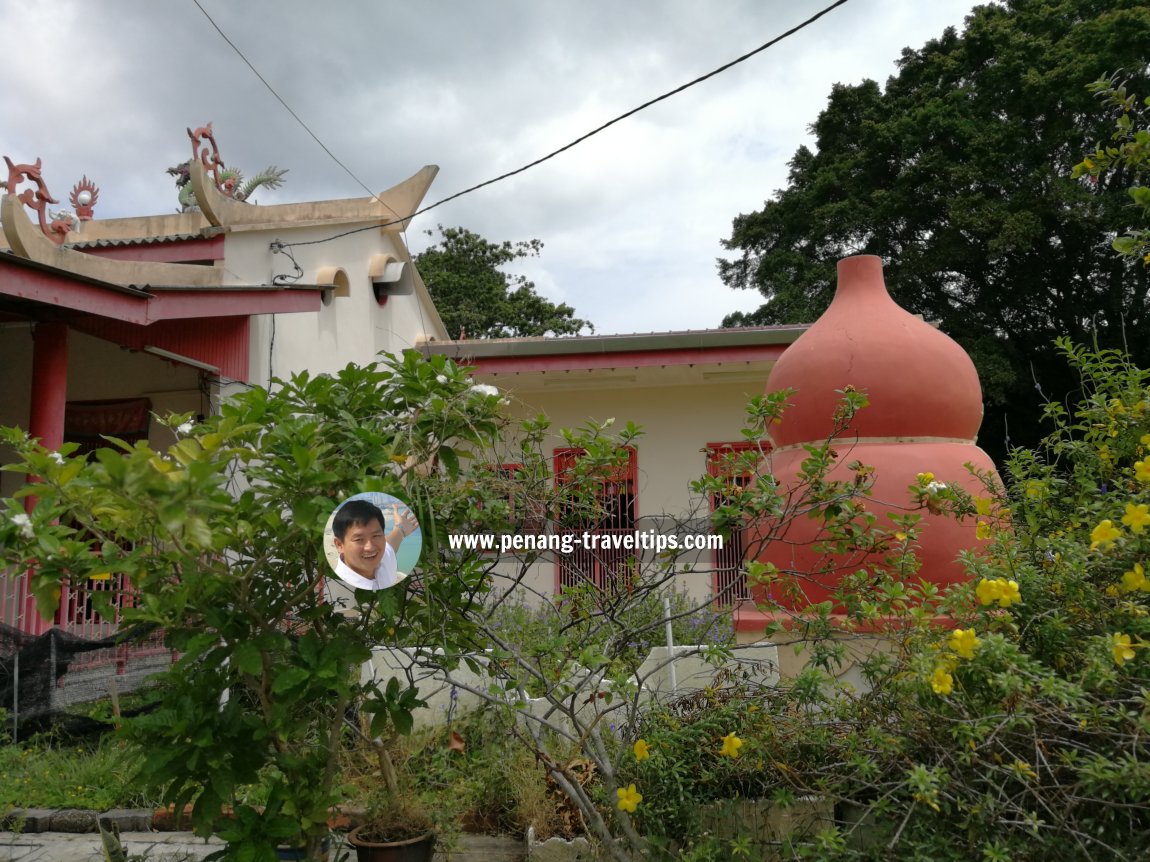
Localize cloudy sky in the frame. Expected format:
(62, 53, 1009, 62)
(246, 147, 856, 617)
(0, 0, 984, 335)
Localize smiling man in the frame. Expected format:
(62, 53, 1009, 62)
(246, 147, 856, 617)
(331, 498, 416, 591)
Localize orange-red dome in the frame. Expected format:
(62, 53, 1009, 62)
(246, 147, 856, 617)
(766, 256, 984, 447)
(748, 255, 999, 616)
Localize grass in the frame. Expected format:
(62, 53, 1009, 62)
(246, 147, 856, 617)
(0, 733, 160, 812)
(2, 698, 561, 839)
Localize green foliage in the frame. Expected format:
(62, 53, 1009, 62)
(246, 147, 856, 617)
(486, 585, 734, 695)
(718, 0, 1150, 461)
(1074, 73, 1150, 264)
(0, 736, 157, 812)
(0, 351, 514, 859)
(393, 705, 562, 838)
(611, 343, 1150, 861)
(415, 225, 592, 338)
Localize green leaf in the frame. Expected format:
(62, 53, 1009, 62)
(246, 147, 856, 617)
(232, 642, 263, 676)
(271, 668, 310, 695)
(1113, 235, 1138, 255)
(391, 708, 414, 736)
(32, 579, 61, 620)
(56, 458, 85, 486)
(439, 445, 460, 476)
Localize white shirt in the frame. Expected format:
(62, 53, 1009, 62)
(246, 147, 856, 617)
(334, 544, 400, 591)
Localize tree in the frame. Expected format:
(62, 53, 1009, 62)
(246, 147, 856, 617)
(415, 225, 592, 339)
(718, 0, 1150, 462)
(0, 354, 506, 859)
(1075, 73, 1150, 263)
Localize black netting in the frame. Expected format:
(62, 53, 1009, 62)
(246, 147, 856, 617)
(0, 621, 161, 739)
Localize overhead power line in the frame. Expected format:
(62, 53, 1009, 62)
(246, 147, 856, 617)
(192, 0, 852, 247)
(191, 0, 383, 203)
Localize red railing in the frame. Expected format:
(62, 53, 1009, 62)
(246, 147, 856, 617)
(1, 567, 170, 675)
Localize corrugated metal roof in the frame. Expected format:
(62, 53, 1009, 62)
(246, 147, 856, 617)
(64, 233, 205, 250)
(424, 324, 810, 358)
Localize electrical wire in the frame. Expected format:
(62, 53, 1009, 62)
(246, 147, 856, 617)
(191, 0, 385, 206)
(192, 0, 853, 250)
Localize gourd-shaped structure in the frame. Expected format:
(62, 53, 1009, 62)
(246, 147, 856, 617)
(750, 255, 998, 609)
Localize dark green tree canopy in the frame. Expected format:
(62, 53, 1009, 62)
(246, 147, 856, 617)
(719, 0, 1150, 460)
(415, 225, 592, 339)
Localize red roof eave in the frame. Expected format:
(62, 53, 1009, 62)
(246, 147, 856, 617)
(145, 288, 321, 321)
(0, 255, 321, 324)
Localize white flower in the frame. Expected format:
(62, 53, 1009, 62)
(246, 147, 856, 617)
(11, 512, 33, 538)
(436, 374, 448, 385)
(177, 422, 193, 435)
(49, 452, 65, 465)
(926, 481, 948, 493)
(470, 384, 499, 398)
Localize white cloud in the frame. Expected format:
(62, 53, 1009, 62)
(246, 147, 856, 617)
(0, 0, 984, 330)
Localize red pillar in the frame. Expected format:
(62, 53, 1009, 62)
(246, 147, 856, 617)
(28, 321, 68, 450)
(23, 321, 69, 634)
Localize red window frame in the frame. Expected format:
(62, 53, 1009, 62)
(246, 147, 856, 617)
(475, 462, 547, 550)
(705, 442, 767, 607)
(553, 446, 638, 595)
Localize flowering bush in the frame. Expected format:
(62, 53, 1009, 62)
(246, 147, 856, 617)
(0, 352, 514, 859)
(602, 343, 1150, 861)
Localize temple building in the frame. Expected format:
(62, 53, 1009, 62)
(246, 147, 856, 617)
(0, 127, 446, 663)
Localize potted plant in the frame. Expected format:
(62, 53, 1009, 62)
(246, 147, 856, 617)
(347, 796, 436, 862)
(344, 708, 444, 862)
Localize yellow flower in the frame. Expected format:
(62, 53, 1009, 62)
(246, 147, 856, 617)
(930, 666, 954, 695)
(916, 472, 935, 484)
(974, 497, 993, 516)
(948, 628, 980, 660)
(1141, 434, 1150, 447)
(1135, 459, 1150, 483)
(632, 739, 650, 761)
(976, 579, 1002, 606)
(1112, 633, 1136, 667)
(975, 521, 992, 540)
(1122, 503, 1150, 535)
(976, 578, 1020, 607)
(1090, 520, 1122, 550)
(719, 732, 744, 758)
(616, 783, 643, 813)
(893, 531, 908, 542)
(1120, 563, 1150, 593)
(1105, 585, 1121, 597)
(1012, 759, 1038, 782)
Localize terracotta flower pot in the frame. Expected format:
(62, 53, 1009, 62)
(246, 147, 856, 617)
(347, 825, 435, 862)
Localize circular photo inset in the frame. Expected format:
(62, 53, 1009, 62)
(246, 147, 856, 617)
(323, 492, 422, 592)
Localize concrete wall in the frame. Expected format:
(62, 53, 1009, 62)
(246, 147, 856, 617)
(478, 378, 766, 603)
(223, 225, 444, 387)
(364, 642, 779, 731)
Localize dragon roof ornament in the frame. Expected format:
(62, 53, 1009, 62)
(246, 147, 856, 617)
(3, 156, 70, 245)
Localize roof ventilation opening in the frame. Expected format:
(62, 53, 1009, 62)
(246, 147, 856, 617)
(369, 254, 414, 306)
(314, 266, 349, 306)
